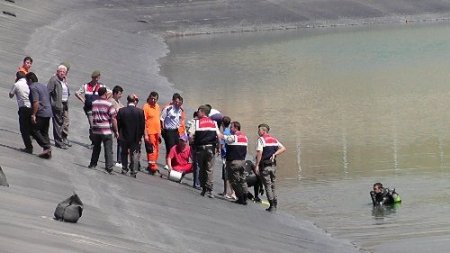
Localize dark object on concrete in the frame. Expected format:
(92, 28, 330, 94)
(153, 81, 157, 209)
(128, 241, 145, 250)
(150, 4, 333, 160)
(5, 0, 16, 3)
(54, 193, 83, 223)
(2, 11, 16, 17)
(0, 166, 9, 187)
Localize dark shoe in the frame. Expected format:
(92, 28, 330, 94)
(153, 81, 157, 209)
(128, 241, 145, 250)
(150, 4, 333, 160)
(121, 168, 128, 175)
(266, 200, 277, 212)
(55, 144, 67, 150)
(88, 164, 96, 169)
(105, 168, 114, 175)
(38, 149, 52, 159)
(200, 188, 206, 196)
(20, 148, 33, 154)
(130, 173, 137, 178)
(235, 198, 248, 205)
(254, 197, 262, 203)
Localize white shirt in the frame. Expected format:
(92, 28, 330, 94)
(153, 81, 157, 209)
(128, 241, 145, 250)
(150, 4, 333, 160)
(61, 80, 69, 102)
(161, 105, 182, 130)
(9, 78, 31, 108)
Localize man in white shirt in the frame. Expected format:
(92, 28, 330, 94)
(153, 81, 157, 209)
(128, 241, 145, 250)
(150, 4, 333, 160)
(9, 71, 33, 153)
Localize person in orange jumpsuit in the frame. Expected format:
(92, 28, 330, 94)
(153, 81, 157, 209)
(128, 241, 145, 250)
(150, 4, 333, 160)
(143, 91, 161, 174)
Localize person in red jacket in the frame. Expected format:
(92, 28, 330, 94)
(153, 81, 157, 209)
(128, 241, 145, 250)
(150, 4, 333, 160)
(166, 134, 193, 181)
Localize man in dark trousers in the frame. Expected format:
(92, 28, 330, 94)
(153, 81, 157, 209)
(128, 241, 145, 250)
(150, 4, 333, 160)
(255, 123, 286, 212)
(47, 64, 69, 149)
(117, 94, 145, 178)
(88, 87, 118, 174)
(188, 105, 222, 198)
(26, 72, 53, 158)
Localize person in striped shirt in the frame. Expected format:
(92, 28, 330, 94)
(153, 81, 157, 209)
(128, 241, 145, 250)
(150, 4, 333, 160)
(88, 87, 118, 174)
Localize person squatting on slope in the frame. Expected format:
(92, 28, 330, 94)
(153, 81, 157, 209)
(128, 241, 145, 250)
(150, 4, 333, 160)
(166, 134, 193, 182)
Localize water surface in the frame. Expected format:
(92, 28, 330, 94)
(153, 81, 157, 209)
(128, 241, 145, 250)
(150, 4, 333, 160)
(161, 23, 450, 252)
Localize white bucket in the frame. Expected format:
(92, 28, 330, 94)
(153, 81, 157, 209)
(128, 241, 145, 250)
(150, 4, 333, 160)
(168, 170, 183, 182)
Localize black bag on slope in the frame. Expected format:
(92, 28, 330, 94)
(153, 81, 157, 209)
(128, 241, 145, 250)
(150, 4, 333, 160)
(54, 193, 83, 223)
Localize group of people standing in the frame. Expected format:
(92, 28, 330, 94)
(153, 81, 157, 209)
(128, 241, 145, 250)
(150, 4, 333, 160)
(9, 57, 70, 158)
(9, 56, 286, 212)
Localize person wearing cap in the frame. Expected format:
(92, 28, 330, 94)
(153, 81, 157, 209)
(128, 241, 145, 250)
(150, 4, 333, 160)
(255, 123, 286, 212)
(117, 94, 145, 178)
(75, 70, 111, 148)
(188, 105, 222, 198)
(47, 64, 69, 149)
(166, 134, 193, 181)
(9, 71, 33, 153)
(88, 87, 118, 174)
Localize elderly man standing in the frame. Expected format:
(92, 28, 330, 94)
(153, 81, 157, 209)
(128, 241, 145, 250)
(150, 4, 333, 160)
(117, 94, 145, 178)
(88, 87, 118, 174)
(47, 65, 69, 149)
(26, 72, 53, 159)
(255, 123, 286, 212)
(189, 105, 222, 198)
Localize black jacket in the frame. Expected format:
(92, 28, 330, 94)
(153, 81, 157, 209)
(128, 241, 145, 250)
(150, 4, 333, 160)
(117, 104, 145, 144)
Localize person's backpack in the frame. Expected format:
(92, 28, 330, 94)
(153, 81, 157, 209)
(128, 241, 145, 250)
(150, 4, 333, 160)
(54, 193, 83, 223)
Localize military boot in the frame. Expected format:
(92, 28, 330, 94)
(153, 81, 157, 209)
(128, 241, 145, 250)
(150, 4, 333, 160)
(266, 200, 275, 212)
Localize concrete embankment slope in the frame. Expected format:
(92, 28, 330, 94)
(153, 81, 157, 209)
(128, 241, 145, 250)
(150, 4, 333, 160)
(1, 0, 450, 252)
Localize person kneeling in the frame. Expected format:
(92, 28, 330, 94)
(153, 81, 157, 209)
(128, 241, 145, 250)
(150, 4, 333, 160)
(370, 182, 401, 206)
(166, 134, 193, 182)
(244, 160, 264, 203)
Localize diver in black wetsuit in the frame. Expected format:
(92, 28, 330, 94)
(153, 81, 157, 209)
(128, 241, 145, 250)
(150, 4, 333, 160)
(370, 182, 401, 206)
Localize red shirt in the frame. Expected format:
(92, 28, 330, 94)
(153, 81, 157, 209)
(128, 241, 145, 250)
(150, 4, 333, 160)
(168, 145, 192, 172)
